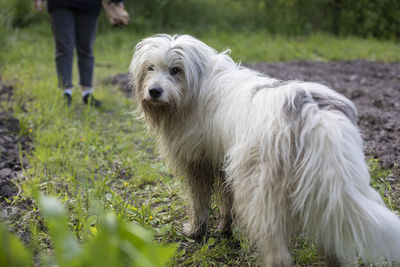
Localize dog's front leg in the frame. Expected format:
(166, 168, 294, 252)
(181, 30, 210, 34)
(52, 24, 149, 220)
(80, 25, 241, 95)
(217, 183, 233, 236)
(182, 164, 213, 241)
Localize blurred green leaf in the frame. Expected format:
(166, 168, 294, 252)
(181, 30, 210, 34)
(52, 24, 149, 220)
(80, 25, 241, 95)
(0, 223, 32, 267)
(39, 195, 176, 267)
(39, 194, 82, 266)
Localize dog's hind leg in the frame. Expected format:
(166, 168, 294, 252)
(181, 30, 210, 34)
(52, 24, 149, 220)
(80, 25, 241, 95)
(236, 177, 292, 267)
(227, 160, 293, 266)
(182, 162, 214, 240)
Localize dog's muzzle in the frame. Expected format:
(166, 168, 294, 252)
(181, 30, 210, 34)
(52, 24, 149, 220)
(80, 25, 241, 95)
(149, 87, 163, 99)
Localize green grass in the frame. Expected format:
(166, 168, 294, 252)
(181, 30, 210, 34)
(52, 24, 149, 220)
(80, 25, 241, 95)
(1, 23, 400, 266)
(199, 31, 400, 62)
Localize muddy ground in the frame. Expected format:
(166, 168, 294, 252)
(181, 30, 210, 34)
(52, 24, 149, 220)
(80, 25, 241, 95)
(109, 60, 400, 180)
(0, 81, 30, 200)
(0, 79, 34, 243)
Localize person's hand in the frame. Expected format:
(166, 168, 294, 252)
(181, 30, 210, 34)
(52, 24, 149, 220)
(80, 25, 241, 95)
(111, 2, 124, 9)
(33, 0, 43, 11)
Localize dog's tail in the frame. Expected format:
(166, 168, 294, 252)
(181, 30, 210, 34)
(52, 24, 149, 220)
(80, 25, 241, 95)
(290, 95, 400, 265)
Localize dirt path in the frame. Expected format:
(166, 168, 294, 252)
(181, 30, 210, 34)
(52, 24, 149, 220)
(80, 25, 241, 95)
(109, 60, 400, 181)
(0, 82, 25, 200)
(0, 79, 33, 243)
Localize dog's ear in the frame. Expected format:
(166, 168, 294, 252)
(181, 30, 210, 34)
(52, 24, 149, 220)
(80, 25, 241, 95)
(129, 40, 149, 100)
(171, 35, 217, 90)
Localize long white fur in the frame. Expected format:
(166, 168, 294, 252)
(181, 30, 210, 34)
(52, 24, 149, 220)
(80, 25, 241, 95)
(129, 34, 400, 266)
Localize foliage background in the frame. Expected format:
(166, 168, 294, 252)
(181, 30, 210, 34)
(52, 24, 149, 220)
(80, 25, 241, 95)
(1, 0, 400, 39)
(124, 0, 400, 39)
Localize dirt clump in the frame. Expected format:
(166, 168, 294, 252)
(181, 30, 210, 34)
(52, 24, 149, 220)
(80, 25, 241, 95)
(0, 79, 34, 244)
(106, 72, 133, 97)
(0, 83, 23, 201)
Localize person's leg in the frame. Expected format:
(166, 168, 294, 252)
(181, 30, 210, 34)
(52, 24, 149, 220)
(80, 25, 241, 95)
(75, 12, 100, 106)
(50, 8, 75, 96)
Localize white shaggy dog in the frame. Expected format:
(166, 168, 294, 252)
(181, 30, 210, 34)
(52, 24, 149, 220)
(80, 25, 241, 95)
(129, 34, 400, 266)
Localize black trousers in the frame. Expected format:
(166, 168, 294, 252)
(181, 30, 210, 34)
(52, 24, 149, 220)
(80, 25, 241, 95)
(50, 8, 98, 89)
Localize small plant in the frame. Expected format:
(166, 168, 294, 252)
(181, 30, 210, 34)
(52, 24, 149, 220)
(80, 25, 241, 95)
(39, 194, 176, 267)
(0, 223, 32, 267)
(1, 195, 175, 267)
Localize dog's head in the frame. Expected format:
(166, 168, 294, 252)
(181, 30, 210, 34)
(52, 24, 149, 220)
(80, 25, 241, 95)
(129, 34, 217, 126)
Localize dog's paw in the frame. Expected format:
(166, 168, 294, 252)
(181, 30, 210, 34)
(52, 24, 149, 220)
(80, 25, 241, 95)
(324, 254, 342, 267)
(182, 221, 207, 241)
(261, 249, 293, 267)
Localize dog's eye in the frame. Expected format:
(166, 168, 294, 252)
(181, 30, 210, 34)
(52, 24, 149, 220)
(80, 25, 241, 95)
(169, 67, 180, 76)
(148, 65, 155, 71)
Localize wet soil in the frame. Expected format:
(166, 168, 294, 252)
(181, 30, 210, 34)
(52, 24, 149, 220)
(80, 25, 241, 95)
(107, 72, 133, 98)
(0, 82, 24, 200)
(0, 78, 33, 243)
(107, 60, 400, 179)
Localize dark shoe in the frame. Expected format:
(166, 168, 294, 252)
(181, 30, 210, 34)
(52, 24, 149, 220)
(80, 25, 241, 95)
(63, 93, 72, 107)
(83, 93, 102, 107)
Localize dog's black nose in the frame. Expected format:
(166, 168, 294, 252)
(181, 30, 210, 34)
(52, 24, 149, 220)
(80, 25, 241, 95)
(149, 87, 163, 99)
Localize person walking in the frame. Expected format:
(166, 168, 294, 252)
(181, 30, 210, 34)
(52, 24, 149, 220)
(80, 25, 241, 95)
(34, 0, 124, 107)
